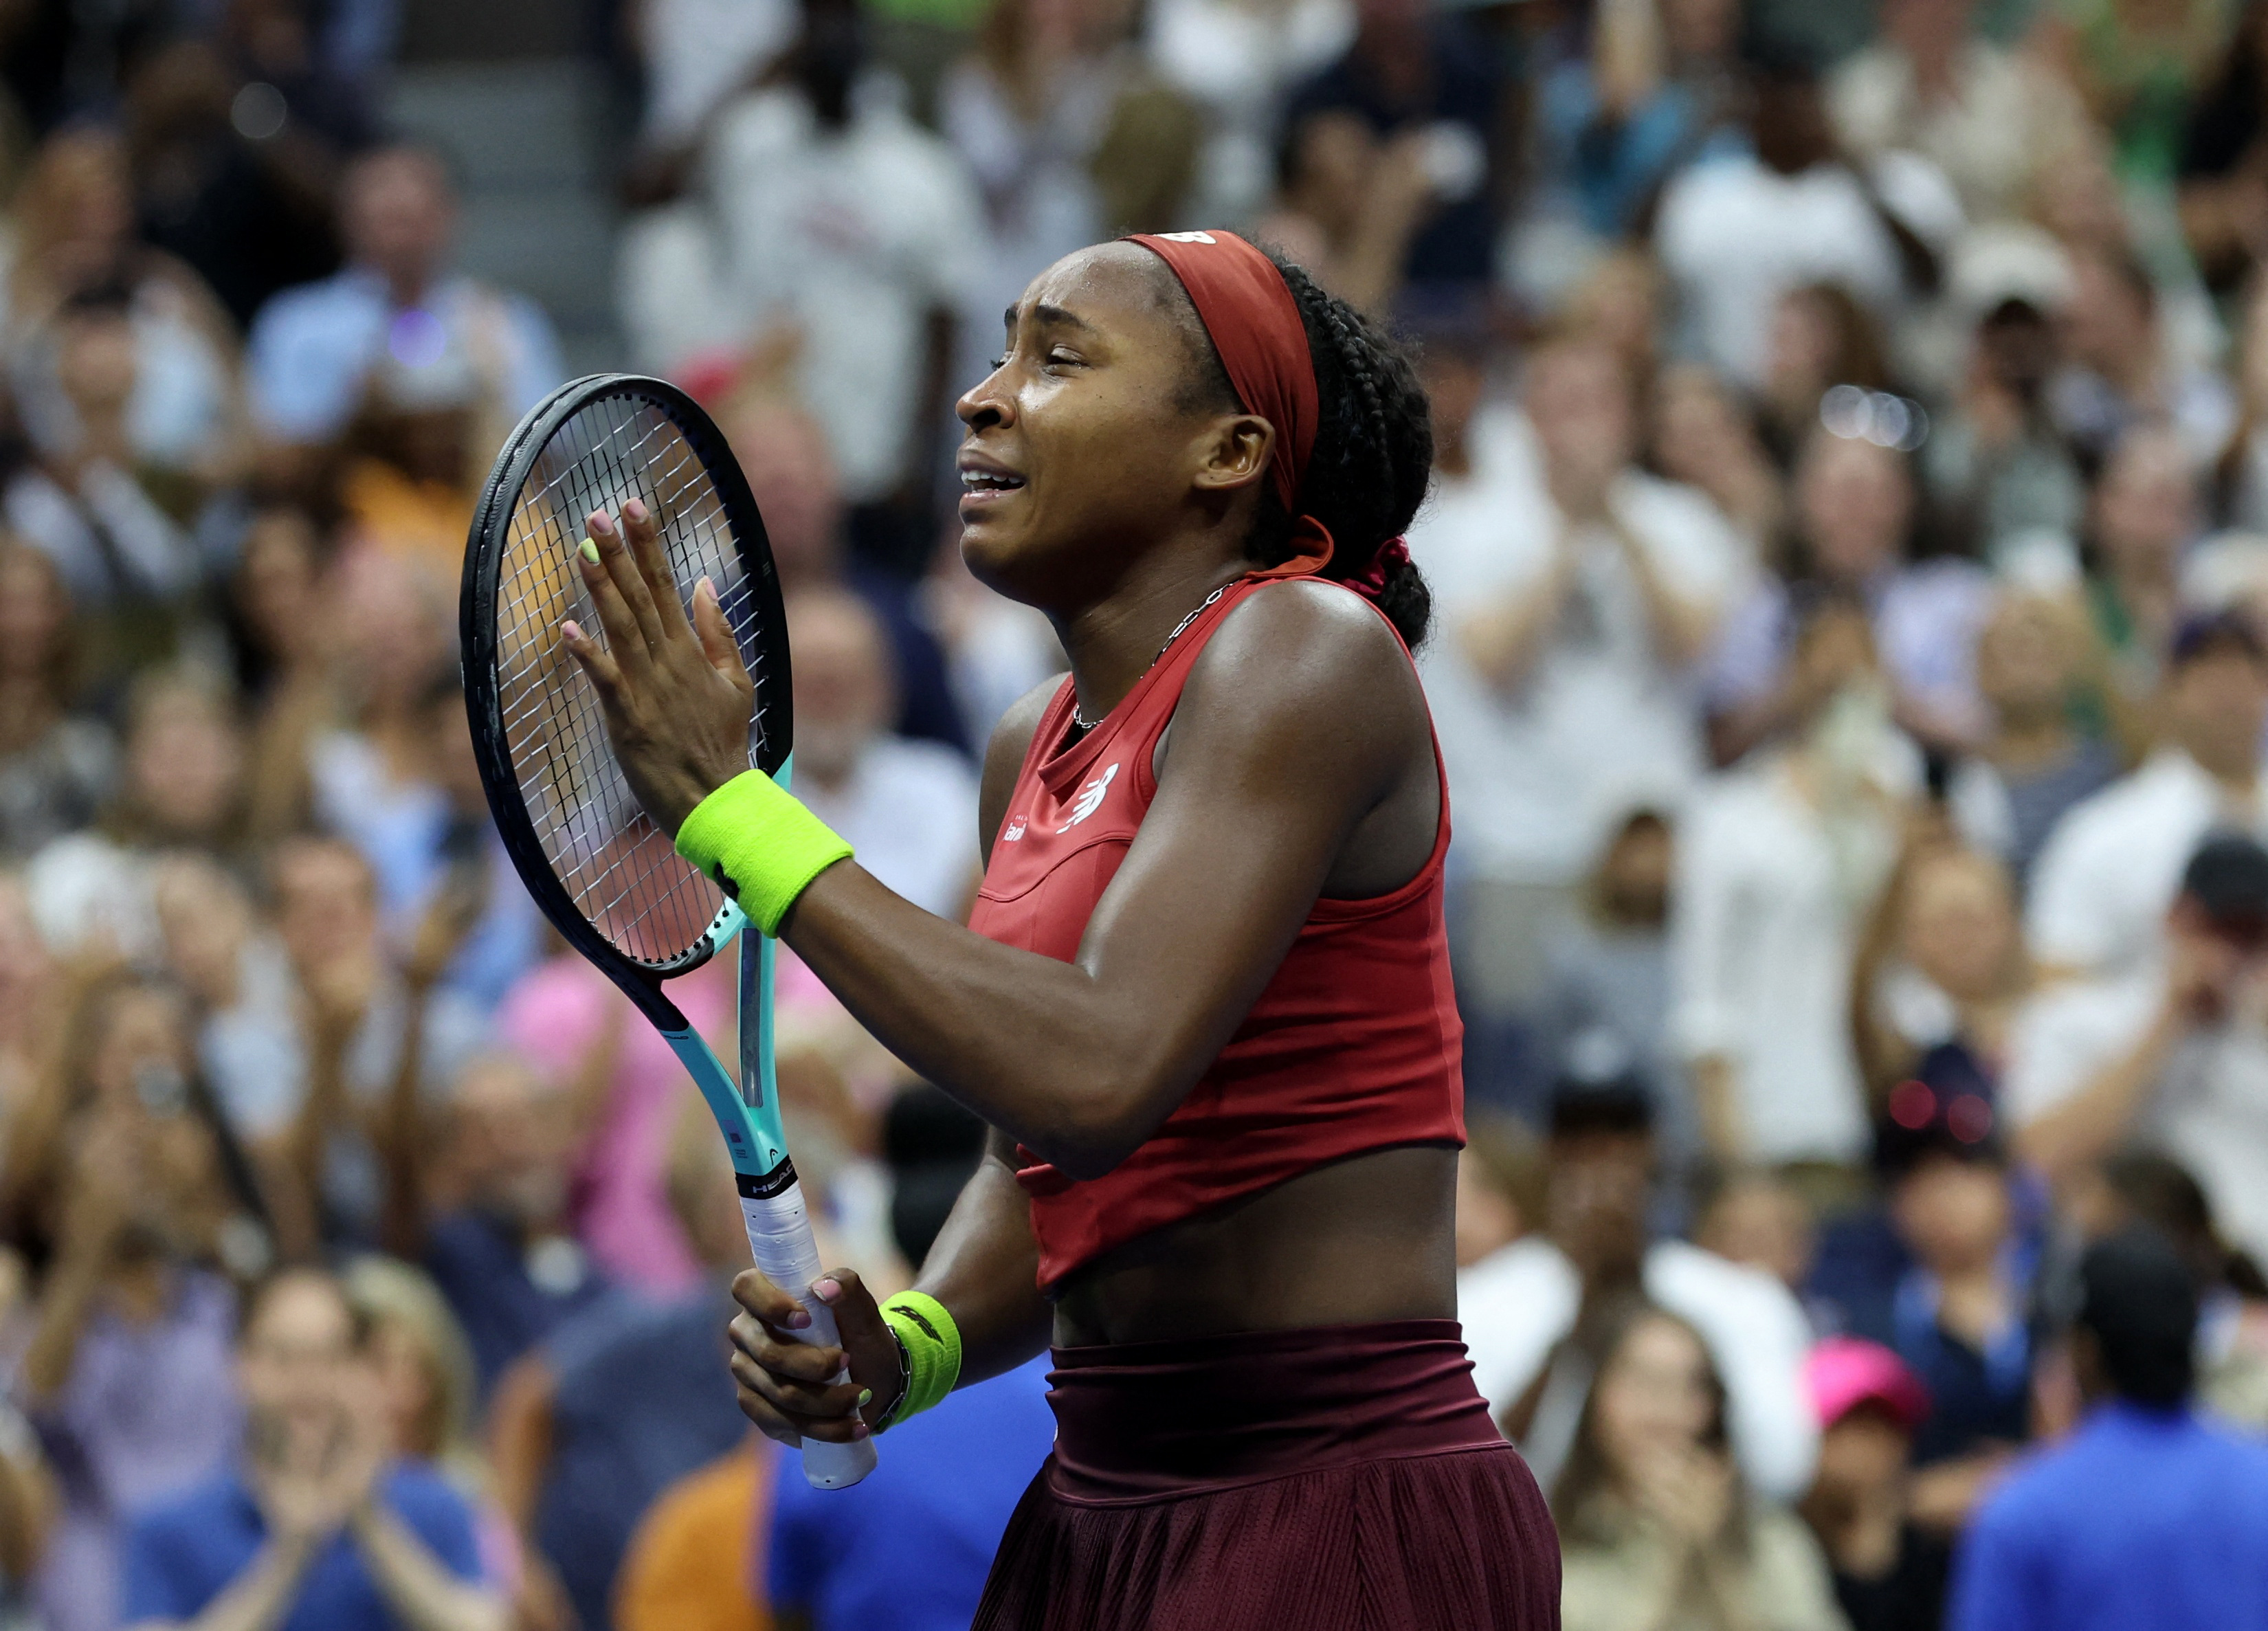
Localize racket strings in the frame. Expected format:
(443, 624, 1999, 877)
(489, 392, 775, 967)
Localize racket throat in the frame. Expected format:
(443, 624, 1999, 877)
(661, 1026, 790, 1171)
(737, 1157, 799, 1200)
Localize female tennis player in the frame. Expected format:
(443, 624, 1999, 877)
(559, 230, 1559, 1626)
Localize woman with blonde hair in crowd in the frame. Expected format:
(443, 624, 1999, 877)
(1556, 1298, 1849, 1631)
(1849, 836, 2034, 1116)
(344, 1256, 524, 1595)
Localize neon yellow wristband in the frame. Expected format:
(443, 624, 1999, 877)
(674, 769, 852, 936)
(878, 1291, 961, 1430)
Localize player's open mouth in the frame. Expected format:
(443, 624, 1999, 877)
(957, 454, 1027, 517)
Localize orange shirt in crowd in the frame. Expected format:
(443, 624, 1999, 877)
(614, 1438, 777, 1631)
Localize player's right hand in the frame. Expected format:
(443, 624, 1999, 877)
(727, 1266, 901, 1445)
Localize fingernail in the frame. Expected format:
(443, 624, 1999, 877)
(624, 497, 647, 522)
(814, 1278, 843, 1305)
(785, 1307, 811, 1329)
(856, 1388, 873, 1408)
(561, 620, 583, 642)
(851, 1422, 871, 1439)
(696, 575, 715, 601)
(579, 537, 599, 564)
(590, 511, 614, 536)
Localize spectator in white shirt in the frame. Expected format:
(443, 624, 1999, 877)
(1410, 329, 1741, 1107)
(1674, 595, 1920, 1164)
(1656, 47, 1954, 390)
(1460, 1074, 1819, 1502)
(2009, 834, 2268, 1269)
(783, 588, 980, 922)
(624, 0, 983, 566)
(2027, 612, 2268, 980)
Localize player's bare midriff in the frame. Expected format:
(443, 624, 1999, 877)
(1048, 1141, 1460, 1349)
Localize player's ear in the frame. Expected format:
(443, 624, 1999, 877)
(1190, 414, 1271, 498)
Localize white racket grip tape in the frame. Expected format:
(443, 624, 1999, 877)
(739, 1176, 878, 1489)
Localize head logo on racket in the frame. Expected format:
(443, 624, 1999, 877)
(1063, 764, 1118, 831)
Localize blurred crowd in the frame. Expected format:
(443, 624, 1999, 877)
(3, 0, 2268, 1626)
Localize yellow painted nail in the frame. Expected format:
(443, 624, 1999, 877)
(857, 1388, 873, 1408)
(579, 537, 600, 564)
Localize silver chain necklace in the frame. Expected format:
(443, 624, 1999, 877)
(1069, 585, 1228, 733)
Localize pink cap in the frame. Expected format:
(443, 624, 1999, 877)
(1803, 1336, 1931, 1431)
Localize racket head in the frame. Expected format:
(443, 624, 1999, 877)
(460, 373, 790, 993)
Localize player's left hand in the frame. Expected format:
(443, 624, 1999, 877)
(560, 498, 754, 836)
(726, 1266, 899, 1445)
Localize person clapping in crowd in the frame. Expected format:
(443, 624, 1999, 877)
(120, 1266, 502, 1631)
(1554, 1299, 1849, 1631)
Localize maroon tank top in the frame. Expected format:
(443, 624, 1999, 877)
(967, 573, 1465, 1289)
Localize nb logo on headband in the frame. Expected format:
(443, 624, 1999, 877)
(1155, 231, 1217, 245)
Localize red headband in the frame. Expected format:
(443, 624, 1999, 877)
(1127, 230, 1318, 518)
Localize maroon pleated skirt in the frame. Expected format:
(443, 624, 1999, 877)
(971, 1319, 1561, 1630)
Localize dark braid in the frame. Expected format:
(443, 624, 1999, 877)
(1170, 248, 1436, 647)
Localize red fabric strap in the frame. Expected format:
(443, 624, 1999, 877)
(1126, 230, 1318, 518)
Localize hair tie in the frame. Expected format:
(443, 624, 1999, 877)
(1346, 536, 1409, 603)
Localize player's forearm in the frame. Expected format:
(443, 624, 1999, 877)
(781, 863, 1270, 1179)
(909, 1134, 1053, 1394)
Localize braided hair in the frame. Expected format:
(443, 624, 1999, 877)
(1169, 249, 1435, 648)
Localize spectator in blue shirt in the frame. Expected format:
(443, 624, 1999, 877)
(1946, 1225, 2268, 1631)
(419, 1052, 616, 1400)
(767, 1354, 1054, 1631)
(766, 1082, 1054, 1631)
(122, 1265, 502, 1631)
(244, 143, 563, 450)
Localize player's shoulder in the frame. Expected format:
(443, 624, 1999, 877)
(1199, 577, 1413, 694)
(1178, 578, 1424, 769)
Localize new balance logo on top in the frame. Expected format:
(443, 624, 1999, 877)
(1002, 817, 1026, 842)
(1063, 764, 1118, 830)
(1156, 230, 1216, 244)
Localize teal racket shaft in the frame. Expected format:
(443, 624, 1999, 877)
(663, 774, 875, 1489)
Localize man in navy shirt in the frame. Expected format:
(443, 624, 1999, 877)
(122, 1267, 498, 1631)
(1947, 1225, 2268, 1631)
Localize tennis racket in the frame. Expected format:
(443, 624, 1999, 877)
(460, 373, 876, 1489)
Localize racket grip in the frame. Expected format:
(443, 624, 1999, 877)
(738, 1175, 878, 1489)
